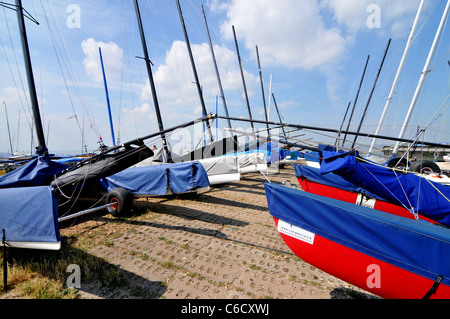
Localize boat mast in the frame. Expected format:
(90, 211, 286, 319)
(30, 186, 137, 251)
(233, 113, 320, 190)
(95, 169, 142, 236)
(351, 38, 391, 149)
(134, 0, 170, 159)
(99, 47, 115, 146)
(217, 114, 450, 149)
(342, 55, 370, 148)
(393, 0, 450, 156)
(200, 4, 232, 131)
(271, 93, 288, 142)
(3, 102, 13, 155)
(256, 45, 270, 140)
(335, 101, 352, 149)
(232, 25, 255, 134)
(176, 0, 214, 143)
(369, 0, 425, 153)
(15, 0, 46, 153)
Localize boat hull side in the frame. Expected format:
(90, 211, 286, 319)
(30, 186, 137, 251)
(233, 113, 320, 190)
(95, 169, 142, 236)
(273, 217, 450, 299)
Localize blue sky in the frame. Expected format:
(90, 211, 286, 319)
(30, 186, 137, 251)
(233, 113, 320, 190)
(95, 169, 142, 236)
(0, 0, 449, 155)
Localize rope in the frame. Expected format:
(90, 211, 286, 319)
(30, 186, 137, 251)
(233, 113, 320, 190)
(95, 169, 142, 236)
(423, 176, 450, 204)
(357, 159, 418, 219)
(1, 6, 34, 141)
(40, 0, 102, 143)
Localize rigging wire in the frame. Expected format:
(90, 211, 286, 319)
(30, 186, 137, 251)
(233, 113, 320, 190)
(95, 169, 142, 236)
(39, 1, 87, 145)
(357, 157, 419, 219)
(1, 5, 35, 151)
(351, 1, 445, 150)
(351, 47, 450, 152)
(42, 0, 103, 150)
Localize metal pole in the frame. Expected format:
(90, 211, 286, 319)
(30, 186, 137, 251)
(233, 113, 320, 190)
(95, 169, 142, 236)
(216, 114, 450, 149)
(134, 0, 170, 159)
(176, 0, 213, 143)
(70, 114, 217, 167)
(15, 0, 46, 153)
(2, 229, 7, 292)
(369, 0, 425, 153)
(3, 102, 14, 155)
(335, 101, 352, 149)
(271, 93, 287, 142)
(99, 47, 116, 146)
(393, 0, 450, 155)
(342, 55, 370, 148)
(232, 25, 255, 133)
(351, 38, 391, 149)
(58, 203, 115, 223)
(200, 4, 232, 130)
(256, 46, 270, 140)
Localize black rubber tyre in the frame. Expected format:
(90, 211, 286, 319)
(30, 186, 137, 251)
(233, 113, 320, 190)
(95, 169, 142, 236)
(386, 156, 408, 168)
(106, 187, 133, 217)
(409, 159, 441, 174)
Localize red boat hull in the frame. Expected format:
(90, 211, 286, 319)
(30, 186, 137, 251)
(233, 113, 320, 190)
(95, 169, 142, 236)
(297, 176, 437, 224)
(273, 217, 450, 299)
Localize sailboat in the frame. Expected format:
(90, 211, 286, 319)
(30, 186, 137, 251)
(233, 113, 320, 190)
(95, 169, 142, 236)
(94, 44, 211, 199)
(0, 1, 218, 250)
(294, 163, 438, 224)
(122, 0, 242, 186)
(0, 0, 74, 250)
(265, 182, 450, 299)
(264, 1, 450, 299)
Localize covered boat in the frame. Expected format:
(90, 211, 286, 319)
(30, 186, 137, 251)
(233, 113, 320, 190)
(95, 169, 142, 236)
(100, 161, 210, 197)
(265, 182, 450, 299)
(0, 151, 67, 189)
(294, 164, 437, 223)
(320, 151, 450, 227)
(0, 185, 61, 250)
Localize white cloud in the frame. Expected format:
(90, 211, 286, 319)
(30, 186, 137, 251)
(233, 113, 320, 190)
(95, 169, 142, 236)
(81, 38, 124, 83)
(213, 0, 425, 113)
(219, 0, 351, 70)
(129, 40, 256, 124)
(207, 0, 230, 13)
(323, 0, 423, 37)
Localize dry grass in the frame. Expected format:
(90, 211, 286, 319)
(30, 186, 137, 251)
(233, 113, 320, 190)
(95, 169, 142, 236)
(0, 211, 132, 299)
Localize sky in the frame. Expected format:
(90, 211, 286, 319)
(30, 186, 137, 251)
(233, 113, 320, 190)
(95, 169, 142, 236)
(0, 0, 449, 156)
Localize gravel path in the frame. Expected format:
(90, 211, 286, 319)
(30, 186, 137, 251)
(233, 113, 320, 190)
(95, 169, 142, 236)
(61, 162, 375, 299)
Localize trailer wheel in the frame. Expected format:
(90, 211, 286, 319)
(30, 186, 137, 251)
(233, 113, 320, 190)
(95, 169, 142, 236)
(387, 156, 408, 168)
(409, 159, 441, 174)
(106, 188, 132, 217)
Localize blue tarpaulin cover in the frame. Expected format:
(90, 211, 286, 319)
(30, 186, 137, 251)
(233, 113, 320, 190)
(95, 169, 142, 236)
(0, 186, 60, 243)
(100, 161, 210, 196)
(0, 153, 67, 188)
(265, 182, 450, 287)
(294, 164, 383, 200)
(303, 145, 339, 164)
(319, 151, 450, 227)
(258, 142, 287, 163)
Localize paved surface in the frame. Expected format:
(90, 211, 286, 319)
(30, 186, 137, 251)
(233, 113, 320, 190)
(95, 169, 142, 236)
(62, 162, 374, 299)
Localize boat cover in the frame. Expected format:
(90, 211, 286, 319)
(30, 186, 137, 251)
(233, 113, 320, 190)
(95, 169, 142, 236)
(320, 151, 450, 227)
(303, 144, 338, 164)
(236, 152, 267, 173)
(294, 164, 383, 200)
(99, 161, 210, 196)
(174, 136, 240, 162)
(199, 156, 239, 177)
(303, 151, 321, 164)
(265, 182, 450, 287)
(0, 152, 67, 188)
(259, 142, 287, 163)
(0, 186, 61, 245)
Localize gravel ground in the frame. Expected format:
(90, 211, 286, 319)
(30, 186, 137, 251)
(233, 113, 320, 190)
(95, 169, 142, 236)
(58, 161, 376, 300)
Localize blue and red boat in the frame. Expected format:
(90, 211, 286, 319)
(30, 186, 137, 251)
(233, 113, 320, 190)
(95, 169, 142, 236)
(295, 163, 438, 223)
(265, 151, 450, 298)
(265, 181, 450, 299)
